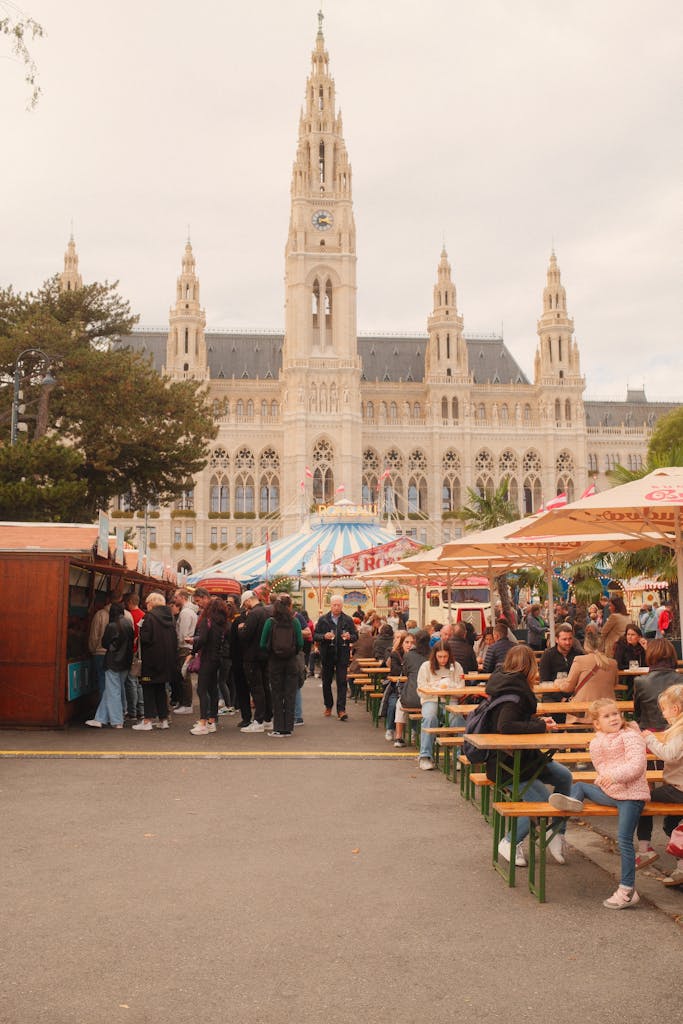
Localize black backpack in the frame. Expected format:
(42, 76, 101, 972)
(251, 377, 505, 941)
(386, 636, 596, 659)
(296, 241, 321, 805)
(269, 620, 296, 659)
(462, 694, 520, 764)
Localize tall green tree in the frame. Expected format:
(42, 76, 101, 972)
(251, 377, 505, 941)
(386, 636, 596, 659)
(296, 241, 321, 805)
(0, 276, 217, 519)
(457, 479, 519, 623)
(0, 436, 87, 521)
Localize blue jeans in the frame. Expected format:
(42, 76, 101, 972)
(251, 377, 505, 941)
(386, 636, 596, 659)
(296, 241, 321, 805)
(504, 759, 574, 842)
(386, 692, 398, 731)
(125, 673, 143, 718)
(295, 685, 303, 722)
(95, 668, 127, 726)
(571, 782, 644, 889)
(419, 702, 462, 759)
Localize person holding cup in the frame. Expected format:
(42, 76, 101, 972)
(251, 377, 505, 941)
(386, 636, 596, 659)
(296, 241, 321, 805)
(313, 594, 358, 721)
(613, 624, 648, 670)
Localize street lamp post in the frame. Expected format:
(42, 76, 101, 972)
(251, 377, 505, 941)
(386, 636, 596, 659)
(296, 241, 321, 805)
(10, 348, 56, 445)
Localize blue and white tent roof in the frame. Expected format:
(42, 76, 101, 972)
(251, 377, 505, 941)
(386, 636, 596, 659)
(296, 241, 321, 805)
(188, 503, 398, 587)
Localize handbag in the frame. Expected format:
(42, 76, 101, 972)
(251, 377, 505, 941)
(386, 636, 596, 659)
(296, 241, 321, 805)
(666, 822, 683, 859)
(129, 657, 142, 678)
(187, 654, 201, 673)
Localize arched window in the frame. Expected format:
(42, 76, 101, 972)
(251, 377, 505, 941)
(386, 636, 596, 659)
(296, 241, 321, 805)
(312, 438, 334, 504)
(565, 399, 571, 423)
(261, 400, 268, 418)
(271, 400, 278, 418)
(441, 450, 461, 513)
(366, 401, 374, 421)
(441, 397, 448, 420)
(382, 449, 404, 516)
(209, 476, 229, 514)
(555, 399, 561, 423)
(524, 404, 531, 423)
(236, 399, 244, 417)
(258, 448, 280, 514)
(246, 400, 254, 418)
(413, 402, 421, 419)
(234, 447, 255, 513)
(362, 448, 380, 506)
(389, 402, 398, 421)
(500, 404, 509, 423)
(451, 397, 458, 421)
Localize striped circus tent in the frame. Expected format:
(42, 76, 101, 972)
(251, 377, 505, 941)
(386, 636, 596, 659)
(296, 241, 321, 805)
(187, 502, 398, 588)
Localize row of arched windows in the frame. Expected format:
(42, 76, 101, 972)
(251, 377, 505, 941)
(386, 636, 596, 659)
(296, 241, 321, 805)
(362, 401, 423, 422)
(210, 399, 279, 421)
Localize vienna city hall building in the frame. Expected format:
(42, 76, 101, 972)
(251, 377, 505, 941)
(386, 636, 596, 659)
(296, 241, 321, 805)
(61, 17, 678, 576)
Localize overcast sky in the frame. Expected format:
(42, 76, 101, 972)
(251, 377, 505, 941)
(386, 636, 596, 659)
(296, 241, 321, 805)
(2, 0, 681, 399)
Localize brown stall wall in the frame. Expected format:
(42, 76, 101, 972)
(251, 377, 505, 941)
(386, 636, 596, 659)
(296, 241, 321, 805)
(0, 553, 65, 726)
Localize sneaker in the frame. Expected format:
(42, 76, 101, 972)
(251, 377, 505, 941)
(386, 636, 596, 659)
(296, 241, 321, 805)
(548, 793, 585, 813)
(173, 706, 194, 715)
(267, 731, 292, 737)
(218, 706, 230, 716)
(113, 724, 123, 729)
(294, 718, 304, 726)
(394, 738, 406, 747)
(418, 757, 435, 771)
(323, 708, 332, 717)
(603, 886, 640, 909)
(548, 833, 567, 865)
(207, 722, 217, 733)
(85, 719, 102, 728)
(263, 720, 273, 730)
(190, 723, 209, 736)
(237, 720, 251, 729)
(385, 729, 395, 741)
(132, 721, 153, 731)
(635, 849, 659, 870)
(155, 720, 170, 729)
(498, 837, 527, 867)
(240, 720, 264, 733)
(662, 868, 683, 887)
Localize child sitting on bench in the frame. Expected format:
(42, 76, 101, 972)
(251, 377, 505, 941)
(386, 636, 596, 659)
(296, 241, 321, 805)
(641, 684, 683, 887)
(549, 697, 650, 910)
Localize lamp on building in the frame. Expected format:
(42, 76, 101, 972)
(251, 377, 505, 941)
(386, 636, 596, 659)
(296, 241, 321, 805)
(10, 348, 56, 445)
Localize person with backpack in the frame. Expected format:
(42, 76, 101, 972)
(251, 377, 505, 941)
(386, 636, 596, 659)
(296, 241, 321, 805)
(189, 597, 228, 736)
(260, 593, 303, 737)
(483, 644, 575, 867)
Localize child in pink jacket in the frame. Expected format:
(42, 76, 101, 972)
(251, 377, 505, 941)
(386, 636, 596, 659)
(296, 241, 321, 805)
(549, 698, 650, 910)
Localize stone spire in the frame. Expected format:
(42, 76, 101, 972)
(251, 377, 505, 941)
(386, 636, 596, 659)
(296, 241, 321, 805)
(425, 246, 468, 381)
(166, 239, 207, 379)
(289, 9, 353, 207)
(59, 233, 83, 292)
(535, 250, 581, 382)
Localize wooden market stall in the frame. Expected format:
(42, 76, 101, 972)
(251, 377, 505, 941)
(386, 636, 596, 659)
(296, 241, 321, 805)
(0, 522, 174, 728)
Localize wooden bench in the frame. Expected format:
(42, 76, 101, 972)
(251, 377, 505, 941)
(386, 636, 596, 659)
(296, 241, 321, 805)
(492, 800, 683, 902)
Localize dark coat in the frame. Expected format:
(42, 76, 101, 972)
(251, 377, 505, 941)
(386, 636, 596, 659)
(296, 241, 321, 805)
(483, 636, 515, 674)
(484, 668, 548, 783)
(102, 616, 135, 672)
(139, 605, 177, 686)
(314, 611, 358, 667)
(240, 602, 272, 662)
(372, 626, 394, 665)
(447, 637, 478, 674)
(613, 638, 647, 670)
(399, 649, 427, 708)
(634, 668, 678, 731)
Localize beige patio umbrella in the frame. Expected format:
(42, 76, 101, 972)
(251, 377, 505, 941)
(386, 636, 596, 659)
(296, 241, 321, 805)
(512, 467, 683, 615)
(401, 515, 656, 643)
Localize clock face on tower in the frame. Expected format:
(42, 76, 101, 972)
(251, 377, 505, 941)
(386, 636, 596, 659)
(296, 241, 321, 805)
(312, 209, 333, 231)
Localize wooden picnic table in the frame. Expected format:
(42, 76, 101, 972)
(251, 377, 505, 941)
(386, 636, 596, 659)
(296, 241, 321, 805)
(463, 731, 594, 887)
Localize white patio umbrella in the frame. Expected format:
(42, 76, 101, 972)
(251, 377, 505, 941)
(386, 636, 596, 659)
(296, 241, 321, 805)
(512, 467, 683, 619)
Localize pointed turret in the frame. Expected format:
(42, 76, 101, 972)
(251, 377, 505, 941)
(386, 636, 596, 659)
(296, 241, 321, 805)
(165, 238, 207, 379)
(425, 247, 468, 381)
(59, 233, 83, 292)
(534, 250, 581, 382)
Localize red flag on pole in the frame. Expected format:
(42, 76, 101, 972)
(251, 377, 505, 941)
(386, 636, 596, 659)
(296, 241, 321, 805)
(580, 483, 597, 499)
(335, 484, 345, 493)
(265, 531, 271, 564)
(380, 468, 391, 481)
(545, 492, 568, 511)
(305, 466, 313, 478)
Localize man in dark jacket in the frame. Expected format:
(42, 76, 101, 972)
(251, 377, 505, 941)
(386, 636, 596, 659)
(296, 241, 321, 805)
(238, 590, 273, 733)
(445, 622, 478, 674)
(538, 623, 582, 683)
(483, 621, 517, 673)
(133, 592, 177, 731)
(314, 594, 358, 720)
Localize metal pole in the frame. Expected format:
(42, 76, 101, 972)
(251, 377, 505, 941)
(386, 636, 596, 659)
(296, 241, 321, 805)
(10, 362, 21, 445)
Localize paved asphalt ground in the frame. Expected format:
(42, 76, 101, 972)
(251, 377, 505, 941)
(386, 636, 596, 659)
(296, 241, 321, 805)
(1, 680, 681, 1024)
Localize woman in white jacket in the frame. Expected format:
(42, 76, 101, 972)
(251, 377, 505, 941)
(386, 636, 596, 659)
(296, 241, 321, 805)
(416, 641, 463, 771)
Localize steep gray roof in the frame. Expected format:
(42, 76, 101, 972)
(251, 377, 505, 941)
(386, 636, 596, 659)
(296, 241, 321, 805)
(584, 397, 679, 428)
(121, 329, 529, 385)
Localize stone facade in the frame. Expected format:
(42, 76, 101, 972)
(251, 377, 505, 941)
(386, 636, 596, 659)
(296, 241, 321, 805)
(62, 16, 679, 576)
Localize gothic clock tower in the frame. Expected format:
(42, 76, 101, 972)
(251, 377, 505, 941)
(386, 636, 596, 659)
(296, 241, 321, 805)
(281, 12, 362, 527)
